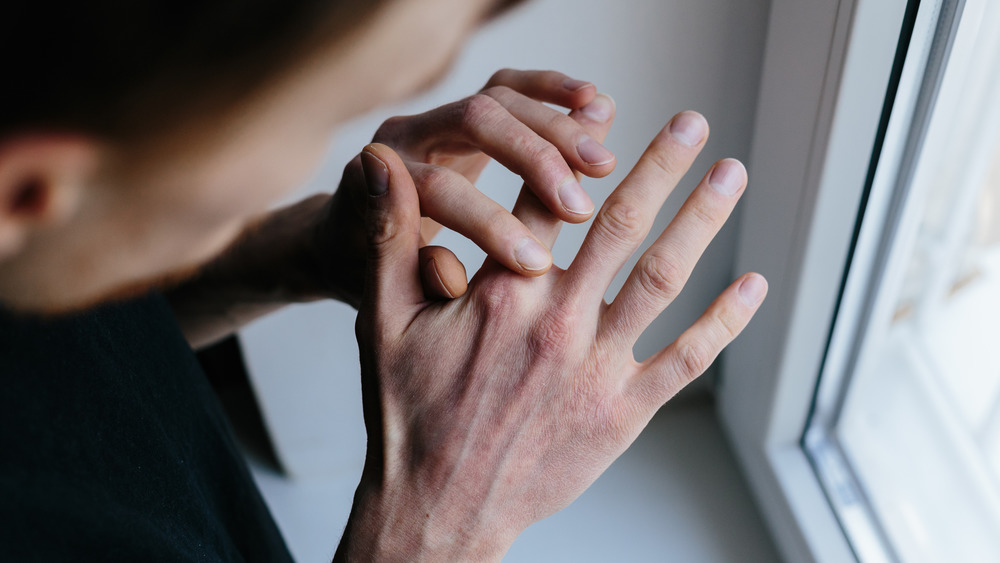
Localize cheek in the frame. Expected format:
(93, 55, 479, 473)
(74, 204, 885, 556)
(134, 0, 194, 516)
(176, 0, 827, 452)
(195, 139, 328, 226)
(111, 139, 325, 285)
(173, 219, 246, 272)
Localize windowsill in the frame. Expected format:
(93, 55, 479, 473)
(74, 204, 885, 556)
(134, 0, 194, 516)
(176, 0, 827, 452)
(248, 393, 780, 562)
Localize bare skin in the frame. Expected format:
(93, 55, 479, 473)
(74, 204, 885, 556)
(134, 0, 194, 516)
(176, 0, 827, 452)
(0, 0, 519, 312)
(338, 109, 765, 560)
(167, 70, 615, 347)
(0, 0, 766, 559)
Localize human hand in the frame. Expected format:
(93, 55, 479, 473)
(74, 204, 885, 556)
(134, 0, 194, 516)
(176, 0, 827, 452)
(164, 70, 613, 347)
(337, 111, 767, 560)
(311, 69, 617, 307)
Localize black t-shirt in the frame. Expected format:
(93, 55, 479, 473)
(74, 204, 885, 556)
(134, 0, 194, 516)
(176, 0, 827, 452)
(0, 293, 293, 562)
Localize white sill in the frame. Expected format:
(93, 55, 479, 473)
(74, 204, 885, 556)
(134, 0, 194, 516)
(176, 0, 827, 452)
(249, 394, 780, 562)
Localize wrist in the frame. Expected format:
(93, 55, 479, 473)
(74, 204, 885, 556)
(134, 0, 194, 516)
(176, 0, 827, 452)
(204, 193, 339, 305)
(336, 473, 516, 562)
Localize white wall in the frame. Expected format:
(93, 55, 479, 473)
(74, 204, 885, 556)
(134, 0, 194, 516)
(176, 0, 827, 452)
(240, 0, 771, 478)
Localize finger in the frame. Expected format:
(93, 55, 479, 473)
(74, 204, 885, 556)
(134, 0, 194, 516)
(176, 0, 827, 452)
(359, 143, 425, 330)
(563, 111, 708, 300)
(600, 159, 747, 346)
(481, 85, 616, 175)
(388, 95, 598, 222)
(627, 273, 767, 409)
(409, 162, 552, 275)
(483, 68, 597, 110)
(419, 245, 468, 300)
(513, 94, 617, 247)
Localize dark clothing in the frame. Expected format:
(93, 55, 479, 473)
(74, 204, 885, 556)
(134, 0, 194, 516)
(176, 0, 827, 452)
(0, 293, 293, 562)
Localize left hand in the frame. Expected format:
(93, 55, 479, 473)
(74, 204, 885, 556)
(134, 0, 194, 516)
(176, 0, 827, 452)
(308, 69, 618, 307)
(336, 110, 766, 560)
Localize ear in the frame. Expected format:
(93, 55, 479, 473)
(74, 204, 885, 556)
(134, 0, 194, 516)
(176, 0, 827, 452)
(0, 135, 99, 259)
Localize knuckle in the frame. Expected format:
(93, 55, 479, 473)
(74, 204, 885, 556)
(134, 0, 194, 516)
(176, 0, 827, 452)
(595, 201, 644, 246)
(635, 254, 685, 303)
(529, 311, 575, 361)
(366, 209, 399, 247)
(676, 340, 713, 378)
(373, 115, 407, 143)
(548, 111, 578, 135)
(644, 143, 683, 178)
(685, 197, 719, 228)
(415, 164, 455, 194)
(517, 137, 563, 169)
(475, 278, 518, 318)
(716, 308, 745, 341)
(506, 134, 565, 181)
(461, 93, 503, 130)
(484, 207, 512, 234)
(480, 84, 514, 102)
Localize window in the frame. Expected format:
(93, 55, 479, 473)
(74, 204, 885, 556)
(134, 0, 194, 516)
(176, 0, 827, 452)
(717, 0, 1000, 561)
(806, 0, 1000, 560)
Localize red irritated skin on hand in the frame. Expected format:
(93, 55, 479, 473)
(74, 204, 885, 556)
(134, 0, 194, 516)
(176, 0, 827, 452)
(337, 107, 766, 561)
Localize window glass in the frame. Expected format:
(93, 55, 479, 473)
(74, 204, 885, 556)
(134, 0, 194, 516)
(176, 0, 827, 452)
(805, 0, 1000, 560)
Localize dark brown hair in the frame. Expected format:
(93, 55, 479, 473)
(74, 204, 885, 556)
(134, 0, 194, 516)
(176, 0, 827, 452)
(1, 1, 385, 142)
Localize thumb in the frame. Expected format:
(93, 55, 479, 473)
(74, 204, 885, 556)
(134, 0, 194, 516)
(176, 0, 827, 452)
(360, 143, 424, 332)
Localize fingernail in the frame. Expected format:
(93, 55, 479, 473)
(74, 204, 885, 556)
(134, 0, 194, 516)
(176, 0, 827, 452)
(577, 136, 615, 166)
(515, 238, 551, 271)
(580, 95, 614, 123)
(426, 258, 455, 299)
(563, 78, 592, 91)
(738, 274, 767, 307)
(361, 150, 389, 196)
(709, 159, 744, 196)
(669, 111, 706, 147)
(558, 178, 595, 215)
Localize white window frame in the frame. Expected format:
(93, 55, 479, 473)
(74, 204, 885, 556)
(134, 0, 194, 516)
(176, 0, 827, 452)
(715, 0, 945, 560)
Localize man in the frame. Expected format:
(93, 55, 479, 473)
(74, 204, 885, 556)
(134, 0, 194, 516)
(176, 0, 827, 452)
(0, 0, 766, 560)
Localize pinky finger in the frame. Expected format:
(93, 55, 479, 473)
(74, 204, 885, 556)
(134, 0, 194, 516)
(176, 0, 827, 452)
(627, 273, 767, 409)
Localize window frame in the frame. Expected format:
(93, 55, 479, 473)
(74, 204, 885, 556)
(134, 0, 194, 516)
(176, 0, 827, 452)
(715, 0, 920, 560)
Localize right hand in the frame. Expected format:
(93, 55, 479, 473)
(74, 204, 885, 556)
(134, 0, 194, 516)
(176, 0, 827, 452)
(336, 110, 767, 561)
